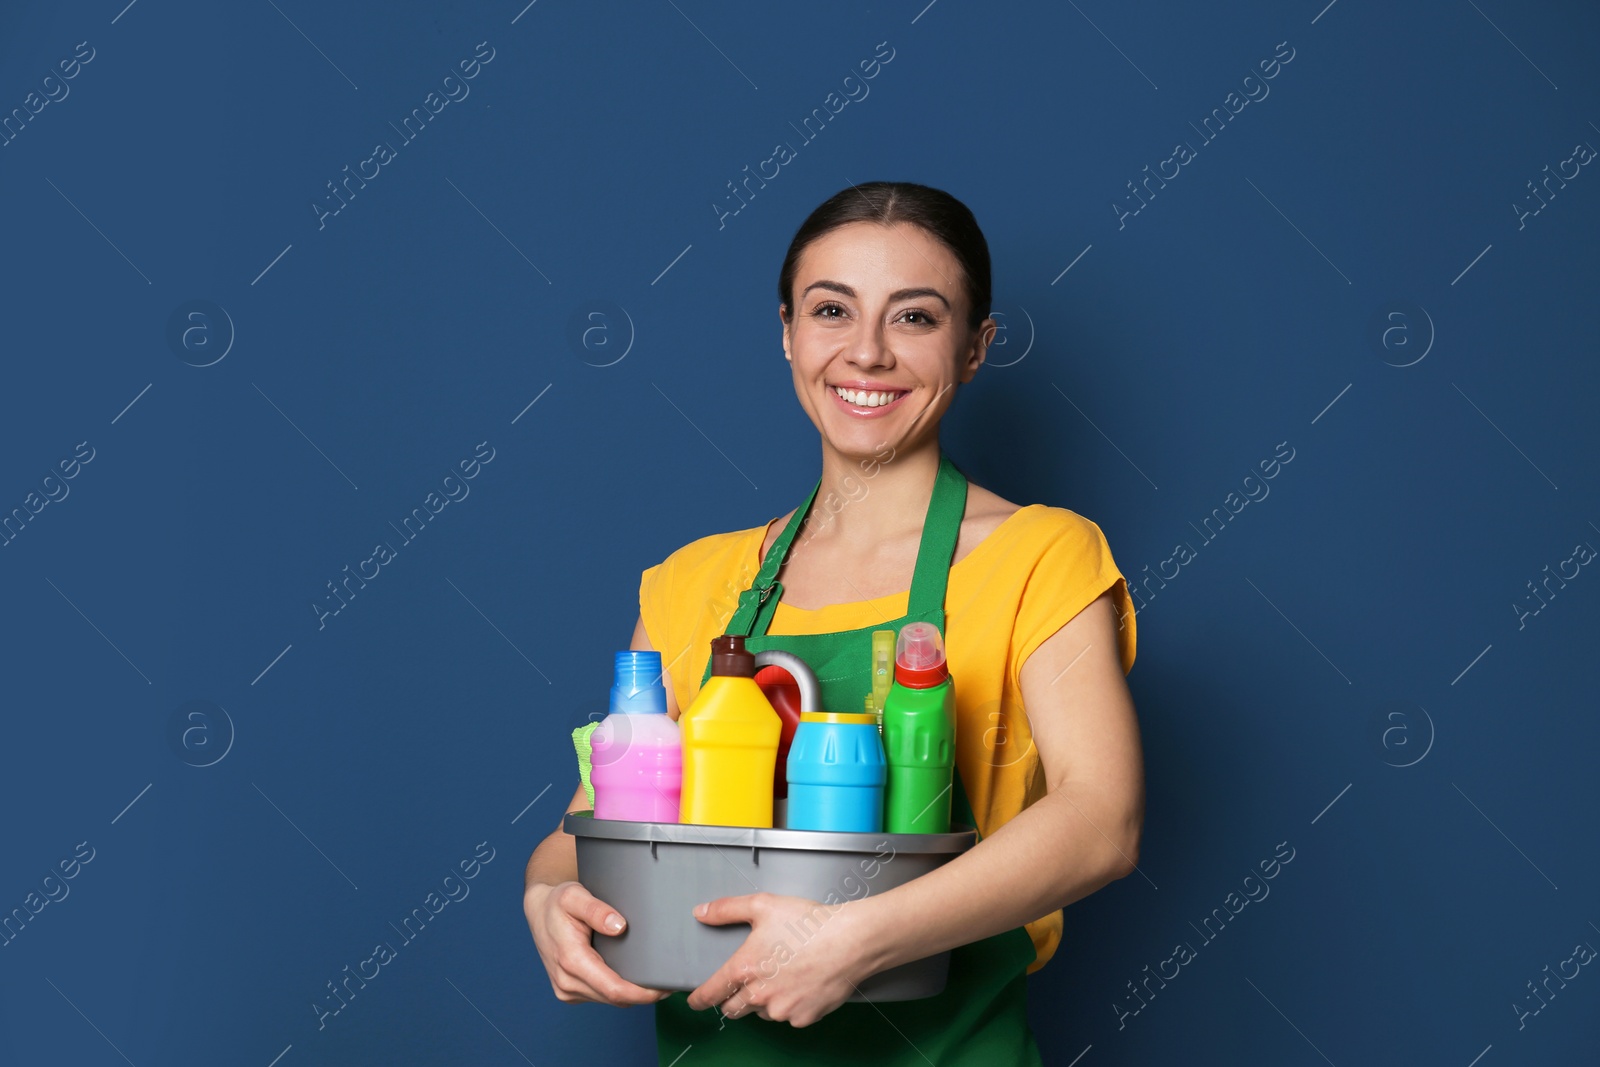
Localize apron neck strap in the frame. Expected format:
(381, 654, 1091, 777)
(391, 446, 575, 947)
(906, 452, 968, 618)
(724, 452, 968, 638)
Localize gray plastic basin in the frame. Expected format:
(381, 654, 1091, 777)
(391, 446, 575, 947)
(564, 811, 976, 1002)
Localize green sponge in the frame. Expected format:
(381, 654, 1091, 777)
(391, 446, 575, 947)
(572, 720, 599, 809)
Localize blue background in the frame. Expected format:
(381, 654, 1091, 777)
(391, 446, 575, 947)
(2, 1, 1597, 1064)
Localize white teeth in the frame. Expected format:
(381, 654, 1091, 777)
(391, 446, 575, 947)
(834, 386, 900, 407)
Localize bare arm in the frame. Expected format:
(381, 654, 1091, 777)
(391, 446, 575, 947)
(522, 616, 679, 1006)
(685, 590, 1144, 1023)
(523, 617, 682, 891)
(855, 590, 1144, 970)
(521, 783, 588, 909)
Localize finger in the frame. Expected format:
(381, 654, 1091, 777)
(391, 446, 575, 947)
(688, 960, 751, 1012)
(561, 961, 672, 1006)
(559, 977, 672, 1008)
(557, 883, 629, 937)
(689, 945, 775, 1013)
(554, 919, 672, 1005)
(730, 982, 773, 1020)
(693, 892, 765, 928)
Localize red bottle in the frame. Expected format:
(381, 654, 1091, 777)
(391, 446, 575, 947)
(751, 651, 819, 800)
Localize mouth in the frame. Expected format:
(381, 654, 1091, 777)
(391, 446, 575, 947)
(829, 384, 910, 416)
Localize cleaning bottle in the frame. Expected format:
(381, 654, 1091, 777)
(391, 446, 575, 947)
(752, 650, 821, 832)
(590, 651, 682, 822)
(868, 629, 894, 730)
(751, 649, 820, 800)
(787, 712, 886, 832)
(881, 622, 956, 834)
(754, 664, 801, 802)
(678, 635, 782, 828)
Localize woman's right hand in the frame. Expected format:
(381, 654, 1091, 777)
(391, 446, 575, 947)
(525, 880, 673, 1006)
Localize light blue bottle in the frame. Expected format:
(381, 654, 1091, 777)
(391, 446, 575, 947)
(785, 712, 886, 832)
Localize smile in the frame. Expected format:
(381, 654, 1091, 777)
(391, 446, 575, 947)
(831, 385, 908, 413)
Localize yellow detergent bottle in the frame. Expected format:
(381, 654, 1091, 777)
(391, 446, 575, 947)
(678, 635, 782, 827)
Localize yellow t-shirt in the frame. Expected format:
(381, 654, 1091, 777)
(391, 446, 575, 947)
(638, 503, 1136, 973)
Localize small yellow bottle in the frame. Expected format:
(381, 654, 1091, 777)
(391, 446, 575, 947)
(870, 629, 895, 730)
(678, 635, 782, 827)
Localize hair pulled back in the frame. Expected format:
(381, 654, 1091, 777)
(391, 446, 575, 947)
(778, 181, 991, 332)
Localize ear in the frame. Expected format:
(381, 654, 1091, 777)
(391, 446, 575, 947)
(960, 318, 996, 383)
(779, 303, 793, 362)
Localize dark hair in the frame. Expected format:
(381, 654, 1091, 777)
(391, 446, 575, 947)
(778, 181, 992, 332)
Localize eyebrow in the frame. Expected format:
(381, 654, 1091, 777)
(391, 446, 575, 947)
(799, 280, 951, 309)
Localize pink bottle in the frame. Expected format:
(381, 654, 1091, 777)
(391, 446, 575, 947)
(590, 651, 682, 822)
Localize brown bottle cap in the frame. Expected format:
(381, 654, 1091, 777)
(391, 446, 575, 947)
(709, 634, 755, 677)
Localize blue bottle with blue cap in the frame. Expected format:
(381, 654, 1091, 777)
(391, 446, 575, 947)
(785, 711, 886, 832)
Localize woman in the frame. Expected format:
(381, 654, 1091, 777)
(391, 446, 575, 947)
(524, 181, 1144, 1064)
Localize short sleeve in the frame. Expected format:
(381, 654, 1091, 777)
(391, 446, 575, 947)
(638, 561, 672, 657)
(1009, 510, 1136, 692)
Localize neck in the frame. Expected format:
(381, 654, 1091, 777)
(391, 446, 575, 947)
(808, 437, 943, 550)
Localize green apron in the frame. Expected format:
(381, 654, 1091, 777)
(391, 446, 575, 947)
(655, 452, 1045, 1066)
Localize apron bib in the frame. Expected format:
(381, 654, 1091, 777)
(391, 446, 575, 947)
(656, 453, 1045, 1066)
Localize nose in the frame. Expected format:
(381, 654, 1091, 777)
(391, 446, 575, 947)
(845, 317, 892, 371)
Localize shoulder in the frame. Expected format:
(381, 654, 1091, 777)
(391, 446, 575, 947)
(972, 502, 1136, 679)
(639, 522, 769, 650)
(645, 523, 767, 586)
(1011, 502, 1115, 548)
(953, 481, 1021, 564)
(959, 494, 1123, 586)
(955, 481, 1114, 561)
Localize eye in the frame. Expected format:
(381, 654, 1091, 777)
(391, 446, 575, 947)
(896, 308, 938, 327)
(810, 302, 847, 319)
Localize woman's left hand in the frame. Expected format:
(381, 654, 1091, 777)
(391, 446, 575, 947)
(685, 891, 875, 1027)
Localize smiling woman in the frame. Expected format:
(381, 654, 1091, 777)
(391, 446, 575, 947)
(524, 182, 1144, 1066)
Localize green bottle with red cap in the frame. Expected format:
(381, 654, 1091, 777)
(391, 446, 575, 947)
(881, 621, 956, 834)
